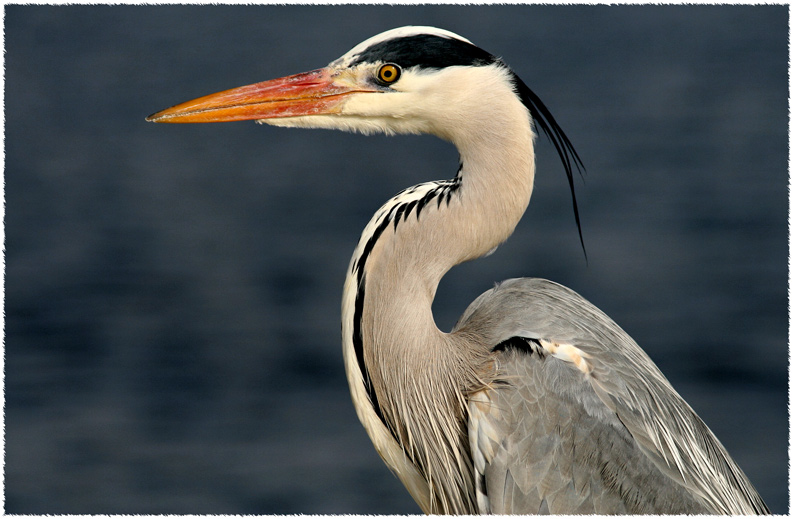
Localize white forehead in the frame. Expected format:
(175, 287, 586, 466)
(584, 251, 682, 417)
(331, 26, 473, 67)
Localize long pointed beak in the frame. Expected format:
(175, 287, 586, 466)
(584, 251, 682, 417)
(146, 68, 372, 123)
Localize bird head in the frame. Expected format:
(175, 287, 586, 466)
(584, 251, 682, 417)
(148, 27, 525, 141)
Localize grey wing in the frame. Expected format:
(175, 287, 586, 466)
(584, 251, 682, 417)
(456, 278, 769, 515)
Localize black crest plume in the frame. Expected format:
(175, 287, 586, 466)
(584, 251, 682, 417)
(510, 72, 587, 259)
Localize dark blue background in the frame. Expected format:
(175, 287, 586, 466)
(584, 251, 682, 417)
(5, 5, 788, 514)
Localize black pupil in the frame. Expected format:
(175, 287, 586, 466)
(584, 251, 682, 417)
(382, 67, 394, 80)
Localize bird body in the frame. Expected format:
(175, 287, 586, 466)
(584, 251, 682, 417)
(460, 278, 760, 514)
(148, 26, 769, 514)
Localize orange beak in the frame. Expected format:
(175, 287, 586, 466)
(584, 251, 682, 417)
(146, 68, 372, 123)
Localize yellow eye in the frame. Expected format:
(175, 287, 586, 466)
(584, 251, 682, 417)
(377, 64, 401, 84)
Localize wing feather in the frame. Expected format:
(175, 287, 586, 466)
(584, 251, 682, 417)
(457, 277, 769, 514)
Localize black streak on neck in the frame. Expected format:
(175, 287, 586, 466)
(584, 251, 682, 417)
(351, 179, 461, 445)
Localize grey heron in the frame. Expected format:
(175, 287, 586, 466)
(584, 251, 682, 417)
(147, 26, 769, 514)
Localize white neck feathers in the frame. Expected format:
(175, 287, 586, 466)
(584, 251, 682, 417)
(340, 78, 536, 512)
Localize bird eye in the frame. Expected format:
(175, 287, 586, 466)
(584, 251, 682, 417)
(377, 64, 401, 84)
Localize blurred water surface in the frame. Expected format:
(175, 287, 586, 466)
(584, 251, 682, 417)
(5, 4, 788, 514)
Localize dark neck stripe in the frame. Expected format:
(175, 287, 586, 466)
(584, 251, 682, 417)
(350, 178, 461, 445)
(350, 34, 498, 70)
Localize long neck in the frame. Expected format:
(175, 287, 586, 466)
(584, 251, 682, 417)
(341, 94, 535, 513)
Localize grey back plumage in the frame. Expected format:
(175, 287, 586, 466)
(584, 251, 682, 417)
(456, 278, 769, 514)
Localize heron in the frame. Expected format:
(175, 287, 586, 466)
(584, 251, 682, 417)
(147, 26, 769, 515)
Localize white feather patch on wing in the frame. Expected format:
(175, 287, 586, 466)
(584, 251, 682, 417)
(468, 391, 499, 514)
(537, 339, 592, 375)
